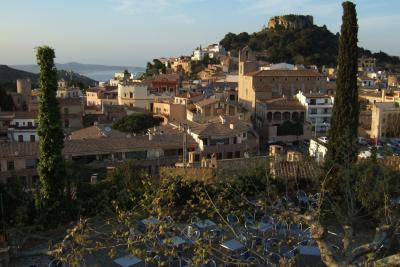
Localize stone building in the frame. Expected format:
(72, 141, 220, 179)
(370, 101, 400, 139)
(238, 46, 326, 113)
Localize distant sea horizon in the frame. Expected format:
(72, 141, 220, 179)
(78, 68, 144, 82)
(10, 63, 145, 82)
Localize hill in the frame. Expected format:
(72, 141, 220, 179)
(12, 62, 145, 81)
(220, 15, 400, 67)
(0, 65, 38, 84)
(0, 65, 97, 89)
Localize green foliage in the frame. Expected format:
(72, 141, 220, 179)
(0, 177, 35, 226)
(0, 86, 15, 111)
(112, 113, 160, 134)
(220, 25, 338, 66)
(36, 46, 67, 227)
(277, 121, 303, 136)
(219, 18, 399, 66)
(76, 161, 149, 216)
(326, 1, 359, 169)
(144, 59, 166, 77)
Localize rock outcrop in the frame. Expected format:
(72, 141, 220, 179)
(267, 15, 314, 30)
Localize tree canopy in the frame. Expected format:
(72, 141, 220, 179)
(36, 46, 67, 226)
(112, 113, 161, 134)
(219, 21, 399, 67)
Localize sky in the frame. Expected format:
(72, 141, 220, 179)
(0, 0, 399, 67)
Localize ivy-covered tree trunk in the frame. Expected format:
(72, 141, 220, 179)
(326, 1, 359, 169)
(36, 46, 66, 225)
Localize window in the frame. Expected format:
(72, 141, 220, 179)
(242, 132, 247, 138)
(16, 122, 19, 127)
(233, 137, 237, 144)
(18, 135, 23, 142)
(64, 108, 69, 115)
(234, 151, 241, 158)
(28, 121, 32, 127)
(7, 161, 14, 171)
(129, 92, 133, 98)
(30, 135, 35, 142)
(64, 119, 70, 128)
(25, 159, 36, 169)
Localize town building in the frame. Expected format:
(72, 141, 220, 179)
(370, 101, 400, 139)
(0, 124, 198, 186)
(238, 47, 326, 113)
(255, 97, 311, 143)
(144, 73, 181, 96)
(309, 137, 328, 163)
(86, 86, 118, 107)
(56, 79, 82, 98)
(8, 79, 32, 110)
(153, 100, 187, 123)
(296, 91, 334, 135)
(358, 57, 376, 72)
(0, 142, 39, 187)
(1, 111, 38, 142)
(187, 97, 247, 123)
(117, 82, 172, 111)
(184, 116, 259, 163)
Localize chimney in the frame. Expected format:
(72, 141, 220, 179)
(229, 123, 235, 130)
(149, 133, 153, 141)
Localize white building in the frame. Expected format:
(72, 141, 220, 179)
(7, 112, 38, 142)
(296, 91, 334, 135)
(191, 48, 207, 61)
(309, 137, 328, 163)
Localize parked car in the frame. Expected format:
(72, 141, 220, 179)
(358, 137, 369, 146)
(389, 138, 400, 147)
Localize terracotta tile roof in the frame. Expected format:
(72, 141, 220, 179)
(58, 98, 83, 106)
(0, 142, 38, 159)
(194, 97, 220, 107)
(246, 69, 325, 77)
(176, 92, 203, 99)
(260, 98, 305, 110)
(64, 133, 197, 156)
(271, 161, 321, 180)
(187, 117, 252, 138)
(12, 111, 38, 119)
(68, 125, 127, 140)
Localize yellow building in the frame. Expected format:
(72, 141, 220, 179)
(370, 101, 400, 139)
(237, 47, 326, 113)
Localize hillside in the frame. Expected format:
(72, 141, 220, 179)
(220, 15, 400, 67)
(0, 65, 97, 89)
(0, 65, 38, 84)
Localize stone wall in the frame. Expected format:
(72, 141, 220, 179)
(160, 156, 268, 182)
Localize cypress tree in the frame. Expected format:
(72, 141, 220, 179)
(36, 46, 66, 223)
(326, 1, 359, 169)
